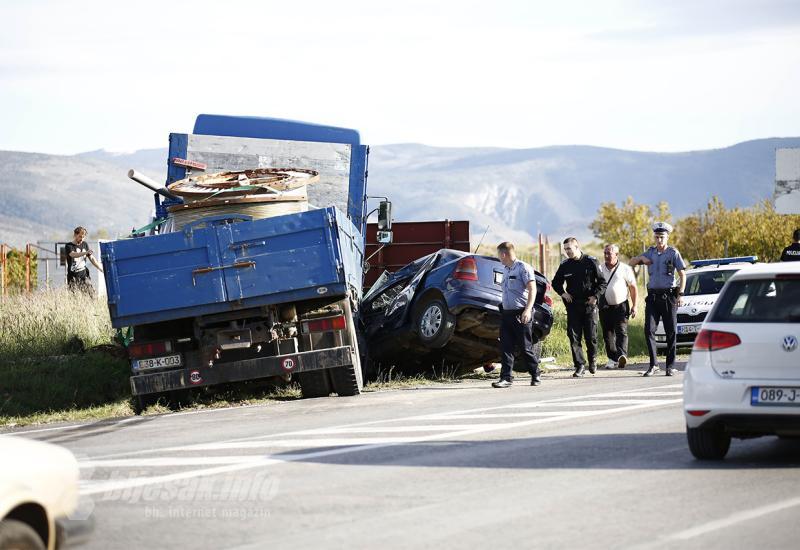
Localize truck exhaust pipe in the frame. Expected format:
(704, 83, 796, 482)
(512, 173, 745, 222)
(128, 169, 182, 202)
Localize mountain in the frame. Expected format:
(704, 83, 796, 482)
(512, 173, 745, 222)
(1, 137, 798, 248)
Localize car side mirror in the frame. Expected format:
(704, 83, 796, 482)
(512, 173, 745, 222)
(377, 230, 393, 244)
(377, 200, 392, 231)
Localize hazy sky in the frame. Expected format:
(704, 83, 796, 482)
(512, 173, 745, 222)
(2, 0, 799, 154)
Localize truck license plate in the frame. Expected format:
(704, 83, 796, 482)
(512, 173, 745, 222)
(751, 387, 800, 406)
(678, 324, 701, 334)
(133, 354, 182, 371)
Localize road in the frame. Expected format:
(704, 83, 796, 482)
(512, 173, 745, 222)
(6, 365, 800, 549)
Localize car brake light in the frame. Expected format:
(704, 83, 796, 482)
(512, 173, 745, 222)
(129, 340, 173, 358)
(454, 257, 478, 281)
(543, 282, 553, 307)
(302, 315, 347, 334)
(687, 410, 710, 416)
(693, 329, 741, 352)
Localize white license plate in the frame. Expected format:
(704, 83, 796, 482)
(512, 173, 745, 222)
(678, 324, 701, 334)
(133, 354, 182, 371)
(751, 387, 800, 406)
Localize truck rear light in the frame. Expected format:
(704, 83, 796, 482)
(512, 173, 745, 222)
(302, 315, 347, 334)
(453, 257, 478, 281)
(129, 340, 173, 358)
(693, 329, 741, 352)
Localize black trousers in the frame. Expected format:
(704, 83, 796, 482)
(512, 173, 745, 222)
(599, 303, 629, 362)
(565, 303, 598, 368)
(67, 269, 94, 295)
(644, 290, 678, 368)
(499, 310, 540, 382)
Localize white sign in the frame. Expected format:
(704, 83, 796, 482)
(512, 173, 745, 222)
(775, 148, 800, 215)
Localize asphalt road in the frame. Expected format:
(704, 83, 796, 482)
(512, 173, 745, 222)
(6, 364, 800, 549)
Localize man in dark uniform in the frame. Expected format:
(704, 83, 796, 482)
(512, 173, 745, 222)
(492, 241, 541, 388)
(780, 229, 800, 262)
(551, 237, 606, 378)
(630, 222, 686, 376)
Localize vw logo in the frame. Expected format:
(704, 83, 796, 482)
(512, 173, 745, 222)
(690, 307, 698, 315)
(783, 335, 798, 352)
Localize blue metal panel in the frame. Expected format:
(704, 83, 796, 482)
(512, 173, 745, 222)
(349, 144, 369, 238)
(216, 208, 343, 301)
(193, 115, 360, 146)
(166, 133, 189, 184)
(102, 207, 359, 327)
(101, 226, 227, 322)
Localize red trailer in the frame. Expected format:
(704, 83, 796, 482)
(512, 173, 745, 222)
(364, 220, 470, 288)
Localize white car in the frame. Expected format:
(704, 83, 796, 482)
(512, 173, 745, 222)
(683, 262, 800, 459)
(0, 436, 92, 549)
(655, 256, 758, 350)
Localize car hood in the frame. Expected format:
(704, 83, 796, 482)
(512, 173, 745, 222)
(679, 294, 718, 313)
(0, 435, 79, 520)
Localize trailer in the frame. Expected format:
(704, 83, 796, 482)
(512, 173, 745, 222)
(101, 115, 388, 412)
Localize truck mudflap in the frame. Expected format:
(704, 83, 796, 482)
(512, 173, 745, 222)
(130, 346, 355, 396)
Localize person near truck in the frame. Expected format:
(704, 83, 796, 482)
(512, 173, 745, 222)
(599, 243, 638, 370)
(551, 237, 607, 378)
(629, 222, 686, 377)
(780, 229, 800, 261)
(64, 226, 103, 294)
(492, 241, 542, 388)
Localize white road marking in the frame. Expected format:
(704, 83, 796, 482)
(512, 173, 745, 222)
(667, 496, 800, 541)
(293, 424, 505, 434)
(83, 382, 684, 460)
(78, 398, 681, 495)
(82, 456, 271, 468)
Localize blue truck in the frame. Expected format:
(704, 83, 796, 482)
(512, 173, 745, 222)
(100, 115, 389, 412)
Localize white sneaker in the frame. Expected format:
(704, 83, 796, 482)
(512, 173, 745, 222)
(604, 359, 616, 370)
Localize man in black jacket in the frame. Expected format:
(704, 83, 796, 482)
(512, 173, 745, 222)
(552, 237, 607, 378)
(780, 229, 800, 262)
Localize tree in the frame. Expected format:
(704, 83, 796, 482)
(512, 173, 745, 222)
(589, 196, 656, 258)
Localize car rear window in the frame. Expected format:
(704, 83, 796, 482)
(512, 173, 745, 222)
(684, 269, 737, 296)
(710, 277, 800, 323)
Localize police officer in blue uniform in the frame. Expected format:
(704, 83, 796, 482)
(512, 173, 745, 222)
(492, 241, 541, 388)
(551, 237, 607, 378)
(630, 222, 687, 376)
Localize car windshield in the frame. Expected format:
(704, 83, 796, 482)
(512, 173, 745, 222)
(684, 269, 738, 296)
(710, 277, 800, 323)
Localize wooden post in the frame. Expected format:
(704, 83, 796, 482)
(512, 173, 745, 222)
(1, 244, 6, 300)
(545, 235, 550, 277)
(25, 243, 31, 293)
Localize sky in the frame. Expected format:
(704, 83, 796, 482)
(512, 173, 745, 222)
(1, 0, 800, 155)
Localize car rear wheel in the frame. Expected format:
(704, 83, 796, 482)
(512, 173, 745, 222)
(0, 519, 45, 550)
(687, 425, 731, 460)
(415, 296, 456, 349)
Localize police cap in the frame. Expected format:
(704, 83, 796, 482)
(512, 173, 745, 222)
(652, 221, 673, 234)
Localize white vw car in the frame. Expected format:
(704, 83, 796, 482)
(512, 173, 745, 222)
(655, 256, 757, 350)
(683, 262, 800, 459)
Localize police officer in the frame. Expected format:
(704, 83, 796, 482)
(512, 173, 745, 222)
(492, 241, 541, 388)
(780, 229, 800, 261)
(630, 222, 687, 376)
(552, 237, 607, 378)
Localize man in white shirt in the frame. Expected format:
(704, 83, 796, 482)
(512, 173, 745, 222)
(599, 243, 638, 369)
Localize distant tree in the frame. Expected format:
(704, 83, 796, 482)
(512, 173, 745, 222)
(589, 196, 655, 258)
(3, 248, 37, 292)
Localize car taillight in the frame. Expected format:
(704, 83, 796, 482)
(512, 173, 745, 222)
(687, 410, 710, 416)
(302, 315, 347, 334)
(693, 329, 741, 352)
(543, 282, 553, 307)
(129, 340, 173, 358)
(454, 257, 478, 281)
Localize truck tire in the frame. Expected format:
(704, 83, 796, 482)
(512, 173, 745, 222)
(329, 299, 364, 396)
(686, 425, 731, 460)
(298, 371, 333, 399)
(0, 519, 46, 550)
(415, 296, 456, 349)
